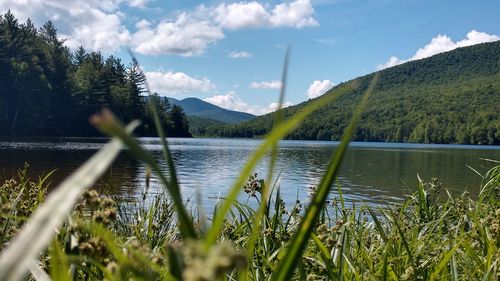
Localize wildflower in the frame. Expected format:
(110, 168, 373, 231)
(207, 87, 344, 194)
(243, 173, 264, 197)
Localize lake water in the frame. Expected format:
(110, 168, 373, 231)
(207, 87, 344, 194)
(0, 137, 499, 209)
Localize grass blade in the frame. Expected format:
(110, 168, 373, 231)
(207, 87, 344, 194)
(381, 242, 390, 281)
(95, 111, 197, 238)
(450, 253, 458, 281)
(241, 48, 290, 280)
(311, 233, 336, 280)
(271, 73, 379, 281)
(48, 240, 70, 281)
(429, 245, 458, 280)
(28, 261, 51, 281)
(368, 209, 387, 242)
(205, 77, 360, 249)
(125, 52, 197, 238)
(0, 114, 138, 281)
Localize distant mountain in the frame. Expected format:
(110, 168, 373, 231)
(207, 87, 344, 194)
(205, 41, 500, 145)
(167, 97, 255, 124)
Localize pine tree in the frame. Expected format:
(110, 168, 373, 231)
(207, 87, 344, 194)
(169, 104, 191, 137)
(39, 20, 76, 135)
(73, 46, 87, 67)
(126, 58, 146, 120)
(0, 11, 20, 134)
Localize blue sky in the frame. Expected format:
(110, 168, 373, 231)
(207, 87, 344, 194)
(2, 0, 500, 115)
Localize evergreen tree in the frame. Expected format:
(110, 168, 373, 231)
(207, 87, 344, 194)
(73, 46, 87, 67)
(169, 105, 191, 137)
(126, 58, 146, 120)
(0, 12, 191, 138)
(39, 20, 75, 135)
(0, 11, 21, 134)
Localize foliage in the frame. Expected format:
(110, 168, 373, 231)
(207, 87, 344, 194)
(204, 41, 500, 145)
(186, 115, 226, 137)
(0, 164, 51, 250)
(0, 12, 191, 137)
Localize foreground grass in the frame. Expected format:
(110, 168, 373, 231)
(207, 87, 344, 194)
(0, 161, 498, 280)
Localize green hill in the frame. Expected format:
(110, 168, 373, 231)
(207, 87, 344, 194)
(205, 41, 500, 145)
(167, 97, 255, 124)
(186, 115, 226, 137)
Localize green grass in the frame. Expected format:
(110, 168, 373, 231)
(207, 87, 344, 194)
(0, 160, 498, 280)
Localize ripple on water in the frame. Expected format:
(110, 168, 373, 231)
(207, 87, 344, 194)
(0, 137, 498, 211)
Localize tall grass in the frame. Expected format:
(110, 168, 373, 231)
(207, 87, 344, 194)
(0, 159, 498, 280)
(0, 55, 498, 280)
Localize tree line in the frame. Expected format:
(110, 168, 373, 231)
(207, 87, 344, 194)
(0, 11, 191, 137)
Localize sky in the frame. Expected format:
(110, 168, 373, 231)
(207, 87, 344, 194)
(2, 0, 500, 115)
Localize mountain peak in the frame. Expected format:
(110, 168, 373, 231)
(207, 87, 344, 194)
(167, 97, 255, 124)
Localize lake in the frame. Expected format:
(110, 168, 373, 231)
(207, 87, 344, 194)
(0, 137, 499, 209)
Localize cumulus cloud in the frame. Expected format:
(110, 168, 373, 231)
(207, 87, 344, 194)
(146, 70, 215, 96)
(1, 0, 318, 56)
(0, 0, 131, 52)
(307, 80, 334, 99)
(65, 11, 131, 51)
(204, 92, 292, 115)
(228, 51, 252, 58)
(267, 101, 294, 111)
(214, 1, 270, 30)
(269, 0, 319, 28)
(378, 30, 500, 70)
(250, 80, 282, 90)
(214, 0, 318, 30)
(377, 56, 405, 70)
(133, 13, 225, 56)
(149, 0, 317, 55)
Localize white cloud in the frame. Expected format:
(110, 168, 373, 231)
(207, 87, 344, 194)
(214, 1, 270, 30)
(65, 10, 131, 51)
(270, 0, 319, 28)
(214, 0, 318, 30)
(135, 19, 151, 29)
(307, 80, 334, 99)
(1, 0, 318, 56)
(250, 80, 282, 90)
(146, 70, 215, 96)
(133, 13, 224, 56)
(204, 92, 292, 115)
(1, 0, 131, 52)
(456, 30, 500, 46)
(410, 34, 457, 61)
(228, 51, 252, 58)
(378, 30, 500, 70)
(267, 101, 294, 111)
(377, 56, 405, 70)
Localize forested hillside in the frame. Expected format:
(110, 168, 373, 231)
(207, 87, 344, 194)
(186, 115, 226, 137)
(205, 41, 500, 145)
(0, 12, 191, 137)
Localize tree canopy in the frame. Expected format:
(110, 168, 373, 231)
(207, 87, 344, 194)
(0, 12, 191, 137)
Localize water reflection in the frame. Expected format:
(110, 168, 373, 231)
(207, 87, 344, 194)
(0, 138, 498, 210)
